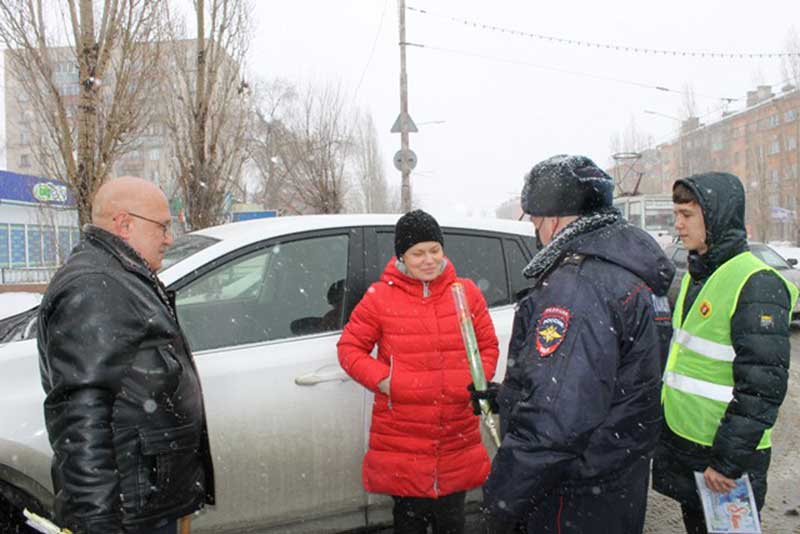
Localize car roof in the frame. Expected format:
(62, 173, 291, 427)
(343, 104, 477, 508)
(160, 214, 533, 285)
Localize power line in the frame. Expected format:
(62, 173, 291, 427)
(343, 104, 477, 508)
(644, 77, 797, 151)
(404, 41, 738, 102)
(354, 0, 390, 101)
(407, 6, 800, 60)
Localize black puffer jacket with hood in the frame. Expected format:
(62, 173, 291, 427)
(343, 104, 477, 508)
(652, 172, 793, 510)
(483, 210, 675, 523)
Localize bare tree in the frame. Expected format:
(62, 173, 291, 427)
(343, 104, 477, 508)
(249, 80, 391, 215)
(780, 28, 800, 243)
(608, 116, 654, 195)
(277, 82, 355, 214)
(782, 27, 800, 88)
(0, 0, 166, 226)
(745, 139, 772, 241)
(161, 0, 252, 230)
(680, 83, 698, 120)
(352, 113, 391, 213)
(249, 79, 297, 211)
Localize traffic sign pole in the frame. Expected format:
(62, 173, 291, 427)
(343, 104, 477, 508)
(398, 0, 412, 212)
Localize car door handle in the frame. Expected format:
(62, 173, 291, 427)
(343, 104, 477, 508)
(295, 367, 351, 386)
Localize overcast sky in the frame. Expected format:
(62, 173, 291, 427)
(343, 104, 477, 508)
(1, 1, 797, 217)
(252, 0, 799, 216)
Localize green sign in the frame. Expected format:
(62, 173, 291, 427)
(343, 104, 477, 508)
(32, 182, 68, 203)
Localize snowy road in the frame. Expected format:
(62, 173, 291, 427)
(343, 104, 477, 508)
(642, 327, 800, 534)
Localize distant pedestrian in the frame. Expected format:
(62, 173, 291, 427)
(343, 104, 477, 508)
(481, 155, 674, 534)
(652, 172, 797, 534)
(338, 209, 499, 534)
(38, 177, 215, 534)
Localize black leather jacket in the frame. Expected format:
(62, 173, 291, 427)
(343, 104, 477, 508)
(37, 225, 214, 534)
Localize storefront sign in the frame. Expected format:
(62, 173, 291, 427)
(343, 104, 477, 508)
(0, 170, 75, 206)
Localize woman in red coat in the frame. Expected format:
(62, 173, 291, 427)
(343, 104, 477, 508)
(338, 210, 499, 534)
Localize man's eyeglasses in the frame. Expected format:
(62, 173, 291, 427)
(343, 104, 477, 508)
(128, 212, 172, 237)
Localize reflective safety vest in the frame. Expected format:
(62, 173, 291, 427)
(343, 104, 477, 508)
(663, 251, 798, 448)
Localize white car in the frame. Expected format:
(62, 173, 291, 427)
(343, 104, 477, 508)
(0, 214, 536, 533)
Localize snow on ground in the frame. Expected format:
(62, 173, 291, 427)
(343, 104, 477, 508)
(0, 292, 42, 320)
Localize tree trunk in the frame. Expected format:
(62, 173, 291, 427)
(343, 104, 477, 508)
(76, 0, 97, 227)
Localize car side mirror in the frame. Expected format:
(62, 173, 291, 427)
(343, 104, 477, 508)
(788, 258, 798, 267)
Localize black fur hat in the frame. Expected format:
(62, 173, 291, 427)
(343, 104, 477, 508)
(521, 154, 615, 216)
(394, 210, 444, 259)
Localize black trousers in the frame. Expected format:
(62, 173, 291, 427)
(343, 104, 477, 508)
(128, 518, 177, 534)
(680, 505, 708, 534)
(523, 458, 650, 534)
(392, 491, 466, 534)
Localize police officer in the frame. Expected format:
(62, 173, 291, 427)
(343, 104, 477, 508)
(480, 155, 675, 534)
(652, 173, 797, 534)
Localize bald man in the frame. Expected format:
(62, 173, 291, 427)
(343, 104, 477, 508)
(37, 177, 214, 534)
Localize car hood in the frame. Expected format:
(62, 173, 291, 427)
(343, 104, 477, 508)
(777, 267, 800, 288)
(0, 307, 39, 344)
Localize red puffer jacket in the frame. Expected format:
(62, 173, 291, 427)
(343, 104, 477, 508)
(338, 258, 499, 498)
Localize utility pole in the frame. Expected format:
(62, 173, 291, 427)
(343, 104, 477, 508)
(398, 0, 411, 212)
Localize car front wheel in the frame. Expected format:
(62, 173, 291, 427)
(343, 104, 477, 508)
(0, 487, 41, 534)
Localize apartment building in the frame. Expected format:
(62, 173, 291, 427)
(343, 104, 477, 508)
(608, 84, 800, 242)
(3, 39, 243, 224)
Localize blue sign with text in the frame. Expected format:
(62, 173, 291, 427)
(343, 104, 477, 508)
(232, 210, 278, 222)
(0, 170, 76, 206)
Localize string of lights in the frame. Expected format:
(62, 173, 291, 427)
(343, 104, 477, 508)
(407, 6, 800, 60)
(403, 41, 739, 102)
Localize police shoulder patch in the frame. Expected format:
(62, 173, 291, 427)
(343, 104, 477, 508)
(536, 306, 571, 357)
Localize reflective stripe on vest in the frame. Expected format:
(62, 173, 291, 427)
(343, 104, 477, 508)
(672, 328, 735, 362)
(663, 370, 733, 403)
(662, 251, 798, 449)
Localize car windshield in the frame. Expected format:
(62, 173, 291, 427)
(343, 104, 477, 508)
(159, 234, 219, 272)
(752, 245, 791, 270)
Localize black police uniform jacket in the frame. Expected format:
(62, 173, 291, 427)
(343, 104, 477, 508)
(483, 213, 675, 523)
(652, 173, 792, 511)
(37, 225, 215, 534)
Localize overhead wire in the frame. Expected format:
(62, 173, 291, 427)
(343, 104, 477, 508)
(354, 0, 390, 102)
(403, 41, 739, 102)
(407, 5, 800, 60)
(642, 75, 797, 151)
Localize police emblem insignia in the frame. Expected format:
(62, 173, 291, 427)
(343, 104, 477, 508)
(536, 306, 571, 357)
(760, 314, 774, 328)
(699, 300, 712, 318)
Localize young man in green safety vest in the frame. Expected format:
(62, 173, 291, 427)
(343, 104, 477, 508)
(652, 172, 798, 534)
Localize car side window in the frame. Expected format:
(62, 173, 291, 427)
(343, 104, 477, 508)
(176, 234, 349, 351)
(672, 247, 688, 268)
(374, 230, 510, 307)
(505, 239, 531, 301)
(177, 252, 267, 305)
(445, 234, 509, 307)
